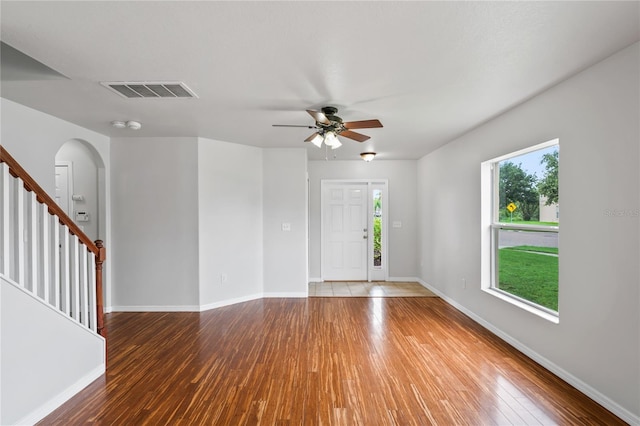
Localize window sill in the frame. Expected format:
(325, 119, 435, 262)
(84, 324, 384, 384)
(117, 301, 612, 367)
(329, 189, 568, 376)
(482, 288, 559, 324)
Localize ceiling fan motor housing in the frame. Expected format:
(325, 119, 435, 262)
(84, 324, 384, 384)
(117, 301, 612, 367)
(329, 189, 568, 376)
(319, 106, 344, 132)
(273, 106, 381, 144)
(321, 106, 339, 116)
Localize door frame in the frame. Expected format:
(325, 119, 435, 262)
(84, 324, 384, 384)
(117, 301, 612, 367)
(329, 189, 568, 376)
(320, 179, 389, 282)
(54, 161, 74, 217)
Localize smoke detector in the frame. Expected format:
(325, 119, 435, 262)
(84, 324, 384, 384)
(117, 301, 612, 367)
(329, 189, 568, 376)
(111, 120, 142, 130)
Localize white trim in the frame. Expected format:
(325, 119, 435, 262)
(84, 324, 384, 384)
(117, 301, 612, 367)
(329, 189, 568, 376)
(415, 277, 639, 426)
(492, 223, 559, 233)
(487, 138, 559, 164)
(113, 292, 309, 313)
(482, 288, 559, 323)
(199, 293, 263, 311)
(14, 364, 104, 426)
(54, 161, 74, 217)
(308, 277, 323, 283)
(111, 305, 201, 312)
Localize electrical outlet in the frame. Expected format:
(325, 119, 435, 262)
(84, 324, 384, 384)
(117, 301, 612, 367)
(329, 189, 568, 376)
(220, 274, 228, 284)
(462, 278, 467, 289)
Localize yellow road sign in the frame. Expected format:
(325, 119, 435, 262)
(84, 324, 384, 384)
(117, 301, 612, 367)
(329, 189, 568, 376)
(506, 203, 517, 213)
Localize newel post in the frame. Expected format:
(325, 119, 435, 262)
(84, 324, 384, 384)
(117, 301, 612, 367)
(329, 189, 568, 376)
(95, 240, 107, 340)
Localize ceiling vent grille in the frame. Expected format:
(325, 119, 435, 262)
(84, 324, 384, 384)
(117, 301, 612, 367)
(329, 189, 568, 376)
(101, 81, 197, 99)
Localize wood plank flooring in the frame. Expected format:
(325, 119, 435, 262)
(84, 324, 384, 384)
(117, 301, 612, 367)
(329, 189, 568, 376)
(39, 298, 624, 425)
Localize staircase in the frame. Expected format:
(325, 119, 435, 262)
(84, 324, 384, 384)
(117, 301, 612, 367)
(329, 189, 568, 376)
(0, 146, 107, 425)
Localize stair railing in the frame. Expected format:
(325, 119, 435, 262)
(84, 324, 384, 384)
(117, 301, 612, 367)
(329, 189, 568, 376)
(0, 146, 106, 339)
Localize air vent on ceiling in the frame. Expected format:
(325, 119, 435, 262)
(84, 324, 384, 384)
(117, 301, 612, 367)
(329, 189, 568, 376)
(101, 81, 198, 99)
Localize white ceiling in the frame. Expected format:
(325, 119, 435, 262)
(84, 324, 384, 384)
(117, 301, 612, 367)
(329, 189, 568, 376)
(1, 1, 638, 161)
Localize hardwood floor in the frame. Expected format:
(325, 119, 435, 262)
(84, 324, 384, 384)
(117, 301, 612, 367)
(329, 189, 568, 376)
(40, 298, 624, 425)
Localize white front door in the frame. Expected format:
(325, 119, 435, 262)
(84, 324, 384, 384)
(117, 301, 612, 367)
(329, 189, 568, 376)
(321, 183, 368, 280)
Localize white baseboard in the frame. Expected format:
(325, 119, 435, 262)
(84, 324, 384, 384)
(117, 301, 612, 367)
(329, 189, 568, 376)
(415, 278, 640, 425)
(310, 277, 421, 283)
(111, 292, 306, 313)
(199, 293, 263, 312)
(111, 305, 200, 312)
(16, 364, 105, 426)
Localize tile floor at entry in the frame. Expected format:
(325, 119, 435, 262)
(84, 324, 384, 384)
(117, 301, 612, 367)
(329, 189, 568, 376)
(308, 281, 438, 297)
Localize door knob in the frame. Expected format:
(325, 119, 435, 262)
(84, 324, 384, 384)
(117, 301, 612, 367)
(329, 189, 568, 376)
(363, 235, 368, 239)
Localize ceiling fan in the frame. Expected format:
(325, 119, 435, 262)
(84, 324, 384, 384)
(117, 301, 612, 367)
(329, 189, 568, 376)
(272, 106, 383, 149)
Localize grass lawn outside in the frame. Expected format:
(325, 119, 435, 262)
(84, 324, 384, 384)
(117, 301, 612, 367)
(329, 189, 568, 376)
(498, 248, 558, 311)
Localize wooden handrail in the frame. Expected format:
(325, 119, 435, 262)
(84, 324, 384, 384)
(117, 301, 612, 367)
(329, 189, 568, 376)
(0, 145, 106, 340)
(0, 146, 99, 255)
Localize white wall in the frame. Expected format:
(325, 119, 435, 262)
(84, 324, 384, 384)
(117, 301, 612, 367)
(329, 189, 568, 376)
(197, 138, 263, 307)
(262, 149, 308, 296)
(1, 276, 105, 425)
(308, 160, 418, 280)
(111, 137, 200, 309)
(417, 43, 639, 421)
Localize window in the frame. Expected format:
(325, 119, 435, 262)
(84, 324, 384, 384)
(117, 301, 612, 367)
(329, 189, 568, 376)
(372, 189, 382, 268)
(481, 139, 559, 321)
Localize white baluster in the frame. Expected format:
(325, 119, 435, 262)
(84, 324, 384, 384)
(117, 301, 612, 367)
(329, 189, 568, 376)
(28, 191, 38, 295)
(1, 164, 10, 276)
(16, 177, 25, 286)
(80, 245, 89, 327)
(88, 253, 97, 332)
(53, 218, 61, 309)
(71, 234, 80, 322)
(41, 203, 50, 303)
(61, 226, 71, 316)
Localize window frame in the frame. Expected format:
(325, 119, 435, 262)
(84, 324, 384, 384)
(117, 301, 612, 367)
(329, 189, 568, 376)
(481, 139, 559, 323)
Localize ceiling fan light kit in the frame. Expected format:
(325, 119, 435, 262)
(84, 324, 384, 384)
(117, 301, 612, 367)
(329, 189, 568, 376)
(308, 133, 322, 148)
(323, 131, 340, 148)
(273, 106, 382, 157)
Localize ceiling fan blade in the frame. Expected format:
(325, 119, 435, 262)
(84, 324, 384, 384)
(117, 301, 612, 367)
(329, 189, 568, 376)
(306, 110, 331, 125)
(340, 130, 370, 142)
(343, 119, 383, 129)
(304, 132, 320, 142)
(272, 124, 317, 128)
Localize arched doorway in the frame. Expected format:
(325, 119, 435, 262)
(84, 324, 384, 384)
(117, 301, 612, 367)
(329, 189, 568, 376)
(55, 139, 105, 241)
(55, 139, 108, 308)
